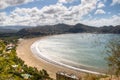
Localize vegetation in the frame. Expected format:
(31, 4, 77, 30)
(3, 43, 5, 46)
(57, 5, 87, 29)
(83, 73, 108, 80)
(17, 24, 120, 38)
(0, 39, 52, 80)
(105, 39, 120, 79)
(0, 24, 120, 80)
(0, 24, 120, 38)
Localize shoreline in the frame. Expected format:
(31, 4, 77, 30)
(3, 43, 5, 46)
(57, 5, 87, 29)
(31, 39, 106, 75)
(16, 36, 105, 79)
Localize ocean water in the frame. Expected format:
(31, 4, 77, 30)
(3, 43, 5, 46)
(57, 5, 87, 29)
(31, 33, 120, 73)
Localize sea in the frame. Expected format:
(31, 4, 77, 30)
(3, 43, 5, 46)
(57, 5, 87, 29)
(31, 33, 120, 74)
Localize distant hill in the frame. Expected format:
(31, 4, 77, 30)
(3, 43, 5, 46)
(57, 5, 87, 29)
(0, 28, 17, 33)
(17, 23, 120, 37)
(17, 24, 73, 37)
(68, 23, 98, 33)
(0, 23, 120, 38)
(98, 25, 120, 33)
(0, 26, 32, 37)
(0, 26, 32, 31)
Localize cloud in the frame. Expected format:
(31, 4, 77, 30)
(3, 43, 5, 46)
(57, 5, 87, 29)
(58, 0, 74, 3)
(97, 2, 105, 8)
(70, 0, 97, 19)
(0, 0, 98, 26)
(81, 15, 120, 27)
(1, 0, 120, 27)
(111, 0, 120, 6)
(0, 0, 33, 9)
(95, 9, 106, 14)
(41, 3, 68, 14)
(0, 12, 7, 25)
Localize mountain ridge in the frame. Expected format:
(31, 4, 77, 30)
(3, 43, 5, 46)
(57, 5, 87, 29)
(0, 23, 120, 38)
(17, 23, 120, 37)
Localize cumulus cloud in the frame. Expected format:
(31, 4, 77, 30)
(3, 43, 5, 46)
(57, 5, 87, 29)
(0, 12, 7, 25)
(58, 0, 74, 3)
(97, 2, 105, 8)
(95, 9, 106, 14)
(0, 0, 98, 26)
(81, 15, 120, 27)
(41, 3, 68, 14)
(111, 0, 120, 6)
(0, 0, 33, 9)
(0, 0, 120, 27)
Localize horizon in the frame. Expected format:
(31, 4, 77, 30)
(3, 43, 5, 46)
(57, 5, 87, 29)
(0, 0, 120, 27)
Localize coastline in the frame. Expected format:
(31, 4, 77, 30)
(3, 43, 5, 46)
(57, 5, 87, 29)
(16, 36, 105, 79)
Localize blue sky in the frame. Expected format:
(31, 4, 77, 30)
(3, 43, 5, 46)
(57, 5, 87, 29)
(0, 0, 120, 27)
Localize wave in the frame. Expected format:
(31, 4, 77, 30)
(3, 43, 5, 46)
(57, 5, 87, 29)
(31, 40, 105, 75)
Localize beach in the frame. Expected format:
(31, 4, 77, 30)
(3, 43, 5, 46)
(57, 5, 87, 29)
(16, 37, 86, 79)
(16, 36, 104, 79)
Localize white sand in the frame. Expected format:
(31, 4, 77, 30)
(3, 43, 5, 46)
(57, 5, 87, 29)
(16, 37, 101, 79)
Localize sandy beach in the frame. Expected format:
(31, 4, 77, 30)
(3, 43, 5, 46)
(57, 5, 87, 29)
(16, 37, 87, 79)
(16, 36, 104, 79)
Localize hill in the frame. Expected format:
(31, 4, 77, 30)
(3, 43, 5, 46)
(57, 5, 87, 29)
(17, 24, 120, 37)
(0, 23, 120, 38)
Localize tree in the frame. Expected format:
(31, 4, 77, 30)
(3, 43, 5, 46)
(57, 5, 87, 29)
(105, 40, 120, 79)
(0, 40, 52, 80)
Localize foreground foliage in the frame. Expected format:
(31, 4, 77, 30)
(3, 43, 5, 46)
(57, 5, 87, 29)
(0, 39, 52, 80)
(105, 40, 120, 79)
